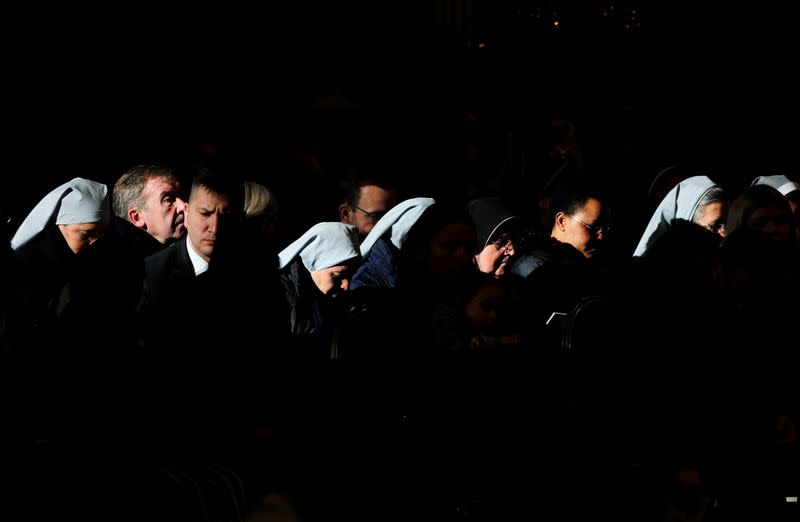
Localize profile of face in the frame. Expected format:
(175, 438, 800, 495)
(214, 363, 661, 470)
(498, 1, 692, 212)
(310, 264, 353, 297)
(694, 201, 729, 238)
(133, 176, 186, 244)
(553, 197, 607, 258)
(58, 221, 108, 254)
(425, 222, 476, 286)
(185, 187, 235, 262)
(475, 231, 517, 277)
(464, 281, 506, 333)
(746, 205, 793, 243)
(340, 185, 396, 239)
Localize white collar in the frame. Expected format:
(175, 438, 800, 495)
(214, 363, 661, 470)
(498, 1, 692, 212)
(186, 237, 209, 276)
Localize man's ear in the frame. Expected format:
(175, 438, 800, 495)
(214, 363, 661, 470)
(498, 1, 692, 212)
(554, 212, 569, 233)
(128, 207, 146, 229)
(338, 203, 352, 224)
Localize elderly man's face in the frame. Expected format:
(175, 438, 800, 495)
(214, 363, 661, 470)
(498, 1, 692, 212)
(59, 222, 108, 254)
(185, 187, 235, 262)
(139, 176, 186, 244)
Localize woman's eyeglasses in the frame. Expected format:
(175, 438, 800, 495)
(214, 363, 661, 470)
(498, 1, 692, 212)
(567, 214, 612, 236)
(491, 236, 515, 252)
(702, 222, 727, 233)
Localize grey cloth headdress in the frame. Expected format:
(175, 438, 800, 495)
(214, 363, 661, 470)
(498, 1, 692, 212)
(11, 177, 110, 251)
(633, 175, 720, 258)
(751, 174, 800, 196)
(359, 197, 435, 257)
(278, 222, 361, 271)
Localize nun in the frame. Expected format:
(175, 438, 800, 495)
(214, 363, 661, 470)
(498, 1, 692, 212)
(751, 173, 800, 240)
(465, 196, 521, 277)
(12, 178, 110, 312)
(10, 178, 117, 392)
(349, 197, 436, 290)
(634, 175, 728, 258)
(278, 222, 361, 337)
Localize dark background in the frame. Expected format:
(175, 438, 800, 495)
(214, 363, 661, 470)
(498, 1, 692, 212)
(4, 1, 799, 241)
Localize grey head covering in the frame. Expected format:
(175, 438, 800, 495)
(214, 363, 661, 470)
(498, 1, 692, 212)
(633, 175, 721, 258)
(465, 196, 518, 248)
(11, 177, 110, 251)
(751, 174, 800, 196)
(278, 222, 361, 271)
(359, 197, 436, 257)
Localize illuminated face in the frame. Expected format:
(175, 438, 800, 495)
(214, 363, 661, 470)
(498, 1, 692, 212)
(553, 197, 607, 258)
(341, 185, 395, 239)
(695, 201, 729, 238)
(58, 221, 108, 254)
(185, 187, 235, 262)
(310, 264, 353, 297)
(139, 177, 186, 244)
(475, 232, 516, 277)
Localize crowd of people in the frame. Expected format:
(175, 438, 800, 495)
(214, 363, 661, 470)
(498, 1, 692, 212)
(0, 156, 798, 521)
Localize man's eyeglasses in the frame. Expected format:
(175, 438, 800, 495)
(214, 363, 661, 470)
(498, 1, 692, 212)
(351, 205, 386, 221)
(567, 214, 612, 236)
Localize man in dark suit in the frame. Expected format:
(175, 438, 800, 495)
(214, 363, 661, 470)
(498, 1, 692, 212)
(137, 168, 283, 395)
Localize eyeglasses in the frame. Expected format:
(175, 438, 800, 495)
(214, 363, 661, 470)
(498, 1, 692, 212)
(491, 236, 515, 252)
(567, 214, 612, 236)
(351, 205, 386, 221)
(702, 222, 727, 233)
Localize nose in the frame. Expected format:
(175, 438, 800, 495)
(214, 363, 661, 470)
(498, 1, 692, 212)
(208, 214, 219, 233)
(176, 197, 187, 214)
(505, 240, 516, 256)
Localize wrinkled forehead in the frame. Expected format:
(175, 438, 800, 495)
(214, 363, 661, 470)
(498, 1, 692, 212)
(145, 175, 180, 193)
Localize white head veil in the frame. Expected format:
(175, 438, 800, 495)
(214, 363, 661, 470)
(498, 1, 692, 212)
(358, 197, 435, 258)
(751, 174, 800, 196)
(11, 178, 110, 251)
(278, 222, 361, 271)
(633, 175, 721, 257)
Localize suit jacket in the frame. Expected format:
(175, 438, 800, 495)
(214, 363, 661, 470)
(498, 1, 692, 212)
(137, 236, 287, 395)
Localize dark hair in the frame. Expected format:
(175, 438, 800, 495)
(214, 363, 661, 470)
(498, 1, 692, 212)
(546, 179, 607, 226)
(341, 177, 396, 208)
(189, 167, 244, 209)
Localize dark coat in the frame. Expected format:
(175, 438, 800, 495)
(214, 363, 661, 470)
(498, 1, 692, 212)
(138, 236, 286, 395)
(13, 223, 139, 395)
(350, 236, 398, 290)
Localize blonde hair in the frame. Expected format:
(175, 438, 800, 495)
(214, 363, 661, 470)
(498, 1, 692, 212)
(243, 181, 277, 220)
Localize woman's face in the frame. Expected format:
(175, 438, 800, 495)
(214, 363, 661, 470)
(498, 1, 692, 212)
(746, 205, 792, 243)
(465, 282, 506, 331)
(58, 222, 107, 254)
(310, 264, 353, 297)
(695, 201, 729, 237)
(426, 222, 476, 285)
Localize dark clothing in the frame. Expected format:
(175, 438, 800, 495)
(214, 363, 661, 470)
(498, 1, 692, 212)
(350, 236, 398, 290)
(108, 216, 164, 261)
(138, 236, 284, 396)
(12, 223, 139, 396)
(511, 235, 611, 321)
